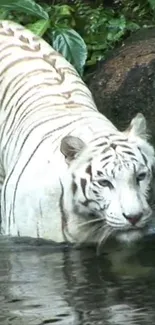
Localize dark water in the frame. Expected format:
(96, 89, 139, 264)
(1, 236, 155, 325)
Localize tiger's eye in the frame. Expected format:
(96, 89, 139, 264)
(98, 180, 112, 188)
(137, 172, 146, 183)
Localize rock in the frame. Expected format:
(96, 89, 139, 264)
(86, 27, 155, 142)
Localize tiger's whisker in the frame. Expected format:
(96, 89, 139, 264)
(96, 226, 114, 255)
(77, 217, 103, 228)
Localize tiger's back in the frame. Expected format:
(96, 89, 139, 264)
(0, 20, 115, 170)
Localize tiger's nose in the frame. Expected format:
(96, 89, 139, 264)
(122, 212, 142, 225)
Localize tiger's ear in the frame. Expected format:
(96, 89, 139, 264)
(124, 113, 148, 141)
(60, 135, 85, 164)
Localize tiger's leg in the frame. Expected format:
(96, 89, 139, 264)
(0, 159, 63, 241)
(0, 165, 5, 231)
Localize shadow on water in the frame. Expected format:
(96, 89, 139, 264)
(1, 235, 155, 324)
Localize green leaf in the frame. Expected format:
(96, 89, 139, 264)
(109, 15, 126, 31)
(26, 19, 50, 37)
(55, 4, 74, 17)
(107, 29, 125, 42)
(0, 0, 49, 19)
(51, 28, 87, 76)
(148, 0, 155, 10)
(86, 51, 105, 66)
(126, 21, 140, 31)
(0, 8, 8, 19)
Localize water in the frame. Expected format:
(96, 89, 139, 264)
(1, 235, 155, 325)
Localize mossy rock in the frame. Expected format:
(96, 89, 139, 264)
(86, 27, 155, 142)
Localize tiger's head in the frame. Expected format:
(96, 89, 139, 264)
(60, 113, 155, 245)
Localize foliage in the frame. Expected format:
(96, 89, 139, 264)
(120, 0, 155, 26)
(72, 1, 140, 66)
(0, 0, 154, 75)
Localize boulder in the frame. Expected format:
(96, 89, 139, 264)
(86, 27, 155, 142)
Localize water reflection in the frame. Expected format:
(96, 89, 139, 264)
(0, 236, 155, 324)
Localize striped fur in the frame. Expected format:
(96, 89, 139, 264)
(0, 20, 154, 244)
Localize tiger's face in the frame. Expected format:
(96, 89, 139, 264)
(61, 113, 155, 244)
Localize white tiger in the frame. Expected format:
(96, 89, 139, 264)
(0, 20, 154, 245)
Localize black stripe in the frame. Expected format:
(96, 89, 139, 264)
(1, 68, 56, 109)
(8, 102, 57, 137)
(112, 138, 127, 142)
(0, 71, 33, 142)
(8, 205, 11, 233)
(2, 113, 76, 162)
(122, 150, 136, 156)
(59, 178, 68, 241)
(90, 136, 105, 143)
(2, 72, 35, 111)
(115, 143, 132, 149)
(72, 174, 78, 195)
(14, 88, 73, 118)
(5, 90, 58, 134)
(101, 154, 112, 162)
(0, 52, 11, 65)
(3, 77, 61, 113)
(9, 103, 61, 135)
(138, 147, 148, 166)
(101, 161, 110, 169)
(0, 57, 51, 81)
(80, 178, 87, 197)
(81, 199, 98, 207)
(85, 164, 92, 180)
(96, 141, 107, 147)
(59, 178, 75, 242)
(0, 72, 23, 108)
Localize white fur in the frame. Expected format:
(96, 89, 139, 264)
(0, 20, 154, 245)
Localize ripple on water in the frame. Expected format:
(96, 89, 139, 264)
(0, 236, 155, 325)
